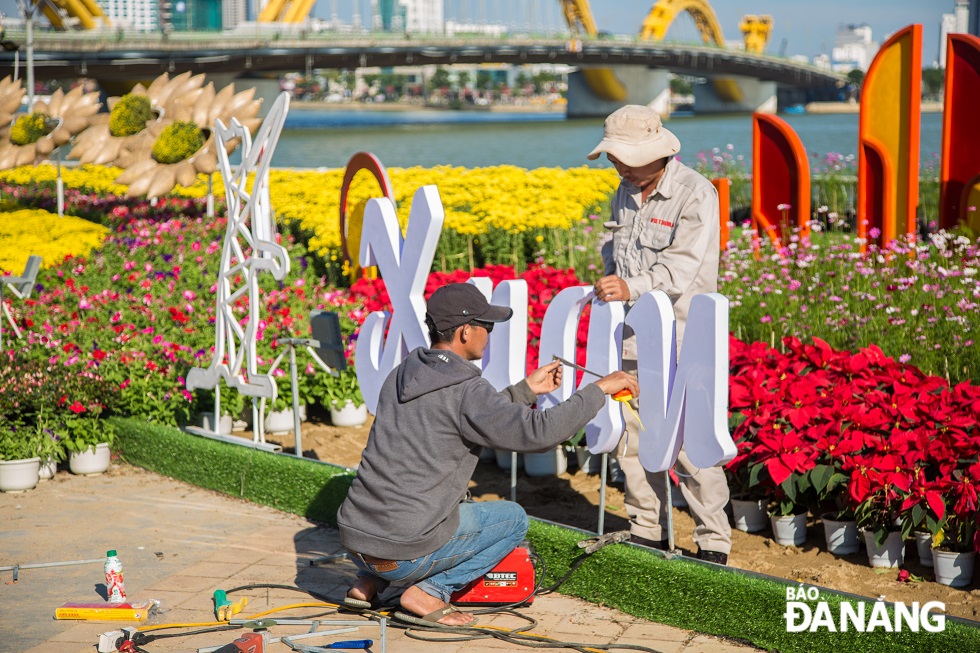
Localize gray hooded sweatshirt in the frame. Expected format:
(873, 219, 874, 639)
(337, 346, 606, 561)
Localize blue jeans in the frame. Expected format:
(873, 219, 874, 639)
(348, 501, 528, 603)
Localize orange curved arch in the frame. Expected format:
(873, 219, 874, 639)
(940, 33, 980, 230)
(960, 174, 980, 234)
(858, 24, 921, 252)
(711, 177, 730, 251)
(857, 136, 895, 248)
(751, 113, 811, 253)
(339, 152, 394, 278)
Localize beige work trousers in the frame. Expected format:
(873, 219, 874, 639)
(616, 358, 732, 554)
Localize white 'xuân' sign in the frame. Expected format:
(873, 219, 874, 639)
(355, 185, 736, 472)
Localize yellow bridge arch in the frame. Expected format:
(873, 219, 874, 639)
(29, 0, 109, 30)
(560, 0, 771, 103)
(32, 0, 767, 105)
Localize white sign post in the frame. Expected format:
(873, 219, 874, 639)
(186, 92, 292, 450)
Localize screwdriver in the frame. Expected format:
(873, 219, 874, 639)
(324, 641, 373, 650)
(552, 356, 644, 430)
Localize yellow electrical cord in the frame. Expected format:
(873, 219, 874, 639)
(138, 601, 340, 631)
(139, 603, 607, 653)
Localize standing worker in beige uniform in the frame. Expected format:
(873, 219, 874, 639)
(587, 104, 731, 565)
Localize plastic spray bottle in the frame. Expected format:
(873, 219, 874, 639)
(104, 550, 127, 603)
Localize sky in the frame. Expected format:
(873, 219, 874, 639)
(0, 0, 958, 66)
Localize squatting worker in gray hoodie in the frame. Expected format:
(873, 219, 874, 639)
(337, 282, 639, 627)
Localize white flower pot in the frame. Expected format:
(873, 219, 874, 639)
(771, 513, 808, 546)
(38, 456, 58, 480)
(863, 530, 905, 568)
(932, 550, 975, 588)
(0, 457, 41, 492)
(822, 514, 860, 555)
(199, 412, 233, 435)
(524, 447, 568, 477)
(69, 443, 111, 476)
(495, 450, 523, 470)
(299, 404, 308, 422)
(731, 498, 768, 533)
(914, 531, 934, 567)
(329, 401, 367, 427)
(574, 447, 603, 475)
(264, 408, 295, 435)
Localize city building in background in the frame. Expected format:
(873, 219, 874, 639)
(101, 0, 159, 31)
(170, 0, 222, 31)
(402, 0, 443, 34)
(223, 0, 247, 31)
(830, 23, 878, 72)
(445, 20, 507, 37)
(972, 0, 980, 36)
(939, 1, 971, 67)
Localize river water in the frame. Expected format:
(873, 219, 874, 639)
(271, 108, 944, 171)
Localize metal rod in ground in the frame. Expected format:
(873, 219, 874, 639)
(290, 344, 303, 458)
(275, 627, 359, 644)
(380, 616, 386, 653)
(598, 453, 608, 535)
(665, 471, 675, 552)
(0, 558, 104, 572)
(510, 452, 517, 503)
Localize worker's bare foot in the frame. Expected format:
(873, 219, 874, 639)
(401, 585, 475, 626)
(346, 576, 377, 603)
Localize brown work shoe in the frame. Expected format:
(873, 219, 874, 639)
(629, 534, 669, 550)
(696, 549, 729, 565)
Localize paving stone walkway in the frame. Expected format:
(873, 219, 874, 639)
(0, 462, 759, 653)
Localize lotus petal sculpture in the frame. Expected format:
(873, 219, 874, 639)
(112, 76, 263, 198)
(69, 71, 210, 168)
(0, 76, 26, 130)
(0, 86, 100, 169)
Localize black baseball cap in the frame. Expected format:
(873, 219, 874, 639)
(426, 283, 513, 333)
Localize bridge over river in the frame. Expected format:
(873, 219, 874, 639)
(0, 31, 844, 115)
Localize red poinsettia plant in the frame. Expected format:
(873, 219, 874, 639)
(727, 334, 980, 540)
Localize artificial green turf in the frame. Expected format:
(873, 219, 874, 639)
(528, 521, 980, 652)
(112, 417, 354, 525)
(113, 418, 979, 652)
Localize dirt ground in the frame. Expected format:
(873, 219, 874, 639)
(247, 410, 979, 622)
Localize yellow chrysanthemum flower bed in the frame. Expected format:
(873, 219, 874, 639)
(198, 165, 619, 258)
(0, 206, 109, 274)
(0, 164, 130, 196)
(0, 164, 620, 261)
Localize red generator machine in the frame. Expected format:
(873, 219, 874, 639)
(449, 547, 536, 606)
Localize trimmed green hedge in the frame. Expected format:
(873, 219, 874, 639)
(113, 418, 979, 652)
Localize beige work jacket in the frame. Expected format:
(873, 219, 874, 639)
(600, 157, 720, 354)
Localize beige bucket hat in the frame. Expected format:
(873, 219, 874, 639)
(586, 104, 681, 167)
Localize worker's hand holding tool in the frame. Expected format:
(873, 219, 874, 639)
(594, 372, 639, 400)
(526, 360, 563, 395)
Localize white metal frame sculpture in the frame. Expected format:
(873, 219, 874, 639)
(186, 92, 292, 448)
